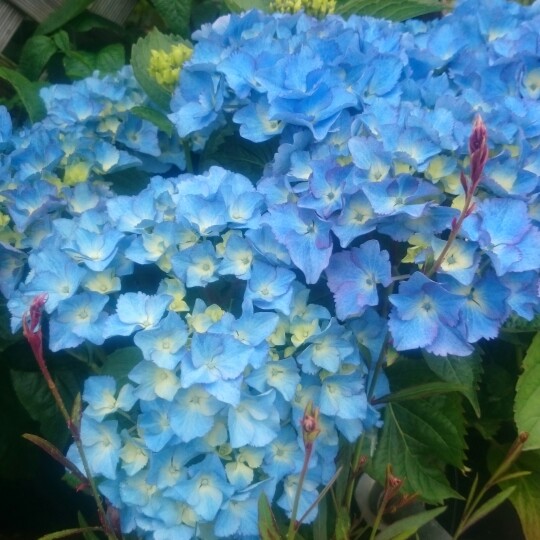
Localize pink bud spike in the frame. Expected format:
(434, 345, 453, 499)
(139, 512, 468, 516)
(24, 293, 48, 335)
(469, 115, 487, 155)
(465, 202, 477, 217)
(459, 171, 468, 194)
(469, 115, 489, 187)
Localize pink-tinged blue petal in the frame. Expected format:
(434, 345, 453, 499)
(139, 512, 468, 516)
(500, 271, 540, 320)
(265, 204, 333, 284)
(362, 175, 441, 218)
(326, 240, 391, 320)
(441, 272, 510, 343)
(389, 272, 468, 355)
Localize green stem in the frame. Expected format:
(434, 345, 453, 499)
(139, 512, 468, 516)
(368, 492, 390, 540)
(452, 433, 528, 539)
(31, 349, 117, 539)
(182, 139, 193, 173)
(426, 189, 473, 278)
(287, 443, 314, 539)
(343, 432, 367, 512)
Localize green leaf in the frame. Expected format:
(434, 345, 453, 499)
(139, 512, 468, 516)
(67, 12, 122, 33)
(131, 105, 175, 136)
(475, 362, 516, 440)
(336, 0, 444, 21)
(22, 433, 86, 483)
(368, 359, 466, 503)
(100, 346, 143, 387)
(224, 0, 271, 11)
(373, 381, 468, 405)
(150, 0, 193, 36)
(10, 370, 68, 447)
(52, 31, 71, 53)
(38, 527, 103, 540)
(205, 133, 279, 182)
(334, 506, 351, 540)
(258, 493, 283, 540)
(96, 44, 126, 74)
(77, 512, 101, 540)
(63, 50, 97, 80)
(369, 399, 463, 503)
(424, 351, 482, 417)
(374, 506, 447, 540)
(462, 486, 516, 533)
(489, 448, 540, 540)
(312, 496, 328, 540)
(18, 36, 58, 80)
(0, 68, 46, 123)
(35, 0, 95, 35)
(515, 332, 540, 450)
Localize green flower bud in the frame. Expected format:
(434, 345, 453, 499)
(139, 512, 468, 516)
(148, 43, 193, 91)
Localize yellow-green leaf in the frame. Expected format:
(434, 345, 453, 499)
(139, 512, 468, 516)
(375, 506, 447, 540)
(336, 0, 446, 21)
(258, 493, 283, 540)
(515, 332, 540, 450)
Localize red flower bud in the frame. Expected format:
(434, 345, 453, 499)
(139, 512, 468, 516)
(469, 115, 488, 187)
(22, 293, 48, 363)
(300, 400, 321, 448)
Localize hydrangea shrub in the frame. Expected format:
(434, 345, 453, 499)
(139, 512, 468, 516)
(1, 0, 540, 538)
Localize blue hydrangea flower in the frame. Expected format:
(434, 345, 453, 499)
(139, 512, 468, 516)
(440, 272, 510, 343)
(23, 248, 87, 312)
(166, 454, 234, 522)
(243, 260, 296, 315)
(49, 292, 109, 351)
(169, 385, 224, 443)
(105, 292, 172, 337)
(389, 272, 472, 356)
(181, 332, 252, 405)
(134, 311, 189, 370)
(462, 198, 540, 276)
(171, 242, 220, 288)
(265, 204, 333, 284)
(326, 240, 392, 320)
(297, 318, 356, 374)
(169, 71, 225, 137)
(129, 361, 181, 401)
(68, 417, 121, 480)
(137, 398, 176, 452)
(228, 390, 280, 448)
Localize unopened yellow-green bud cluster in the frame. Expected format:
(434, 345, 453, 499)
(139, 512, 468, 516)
(269, 0, 335, 17)
(303, 0, 336, 17)
(148, 43, 193, 90)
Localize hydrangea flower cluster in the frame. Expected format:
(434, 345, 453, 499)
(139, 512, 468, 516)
(1, 0, 540, 538)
